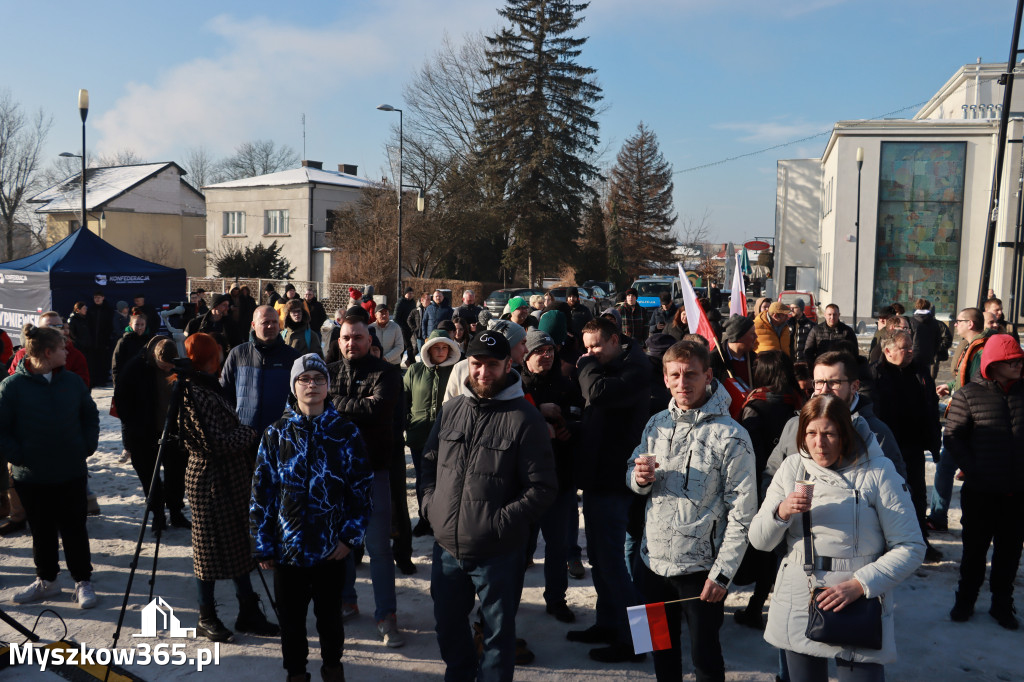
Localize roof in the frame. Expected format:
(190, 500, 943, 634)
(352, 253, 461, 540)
(28, 162, 200, 213)
(204, 166, 373, 190)
(0, 224, 180, 274)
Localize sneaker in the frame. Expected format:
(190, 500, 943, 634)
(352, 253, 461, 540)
(546, 602, 576, 623)
(567, 624, 614, 644)
(567, 559, 585, 580)
(74, 580, 97, 609)
(342, 603, 359, 622)
(14, 578, 61, 604)
(376, 616, 406, 648)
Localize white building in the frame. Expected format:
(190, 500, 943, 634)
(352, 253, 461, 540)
(775, 61, 1024, 323)
(203, 161, 372, 282)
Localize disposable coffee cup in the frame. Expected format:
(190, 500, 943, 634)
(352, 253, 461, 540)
(795, 480, 814, 501)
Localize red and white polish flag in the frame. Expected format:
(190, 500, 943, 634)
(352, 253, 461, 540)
(678, 263, 718, 351)
(627, 602, 672, 654)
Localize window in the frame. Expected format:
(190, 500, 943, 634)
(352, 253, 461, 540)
(223, 211, 245, 235)
(872, 142, 966, 313)
(819, 252, 830, 292)
(265, 209, 289, 235)
(822, 177, 834, 217)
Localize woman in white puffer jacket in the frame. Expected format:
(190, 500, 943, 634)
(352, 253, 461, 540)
(749, 394, 924, 682)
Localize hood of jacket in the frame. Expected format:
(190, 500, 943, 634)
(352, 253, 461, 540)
(459, 367, 525, 402)
(421, 334, 461, 368)
(602, 306, 622, 328)
(981, 333, 1024, 380)
(249, 328, 286, 350)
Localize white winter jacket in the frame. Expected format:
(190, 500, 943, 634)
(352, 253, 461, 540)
(749, 442, 925, 664)
(626, 382, 757, 586)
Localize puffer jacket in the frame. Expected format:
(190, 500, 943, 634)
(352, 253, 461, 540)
(754, 311, 792, 356)
(943, 334, 1024, 494)
(804, 320, 857, 362)
(421, 301, 453, 338)
(577, 337, 651, 492)
(626, 383, 757, 585)
(0, 363, 99, 485)
(789, 316, 814, 361)
(251, 400, 373, 567)
(404, 334, 461, 451)
(421, 371, 557, 561)
(327, 352, 401, 471)
(221, 331, 302, 433)
(750, 443, 924, 664)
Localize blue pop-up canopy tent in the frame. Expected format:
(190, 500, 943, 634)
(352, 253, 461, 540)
(0, 228, 186, 335)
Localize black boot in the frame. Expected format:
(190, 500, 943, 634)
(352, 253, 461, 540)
(950, 590, 977, 622)
(235, 593, 280, 636)
(151, 513, 167, 537)
(197, 604, 234, 642)
(320, 663, 345, 682)
(169, 508, 192, 529)
(989, 595, 1020, 630)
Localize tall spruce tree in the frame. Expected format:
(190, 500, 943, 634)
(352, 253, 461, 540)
(477, 0, 602, 285)
(608, 122, 677, 273)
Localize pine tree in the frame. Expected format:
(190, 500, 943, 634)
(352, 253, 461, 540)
(576, 196, 607, 282)
(477, 0, 602, 285)
(606, 201, 627, 291)
(608, 122, 677, 274)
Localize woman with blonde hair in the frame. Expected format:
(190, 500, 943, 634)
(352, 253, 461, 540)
(0, 324, 99, 608)
(179, 333, 278, 642)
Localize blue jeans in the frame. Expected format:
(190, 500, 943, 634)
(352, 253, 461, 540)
(929, 444, 957, 524)
(583, 490, 638, 645)
(342, 471, 396, 621)
(431, 543, 524, 682)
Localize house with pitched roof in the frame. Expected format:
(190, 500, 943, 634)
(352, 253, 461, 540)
(29, 162, 206, 275)
(202, 161, 373, 282)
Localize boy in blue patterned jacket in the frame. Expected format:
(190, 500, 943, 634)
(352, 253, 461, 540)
(251, 353, 373, 682)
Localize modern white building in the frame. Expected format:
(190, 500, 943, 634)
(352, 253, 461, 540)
(775, 60, 1024, 324)
(203, 161, 372, 282)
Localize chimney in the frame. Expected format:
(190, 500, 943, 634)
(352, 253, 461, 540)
(301, 160, 323, 170)
(339, 164, 358, 176)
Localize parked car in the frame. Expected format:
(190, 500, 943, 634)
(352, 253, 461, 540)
(581, 285, 613, 310)
(484, 288, 545, 316)
(547, 286, 599, 316)
(776, 290, 819, 323)
(583, 280, 617, 298)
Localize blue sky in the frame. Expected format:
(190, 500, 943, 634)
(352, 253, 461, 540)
(0, 0, 1010, 243)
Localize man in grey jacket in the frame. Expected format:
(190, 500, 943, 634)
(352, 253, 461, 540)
(764, 351, 907, 485)
(422, 330, 557, 682)
(628, 339, 757, 682)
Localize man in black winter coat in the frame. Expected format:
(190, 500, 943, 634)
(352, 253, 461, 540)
(86, 291, 115, 387)
(568, 317, 650, 663)
(867, 328, 941, 562)
(945, 334, 1024, 630)
(803, 303, 858, 363)
(908, 298, 952, 381)
(394, 288, 417, 366)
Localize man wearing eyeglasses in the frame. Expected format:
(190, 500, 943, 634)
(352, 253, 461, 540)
(868, 328, 942, 562)
(929, 308, 992, 532)
(764, 351, 907, 485)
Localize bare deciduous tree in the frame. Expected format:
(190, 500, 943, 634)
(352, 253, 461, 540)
(95, 148, 145, 166)
(181, 145, 217, 190)
(218, 140, 299, 181)
(135, 234, 175, 267)
(678, 208, 713, 251)
(0, 90, 52, 260)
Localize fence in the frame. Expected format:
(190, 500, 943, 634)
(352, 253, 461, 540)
(186, 278, 372, 318)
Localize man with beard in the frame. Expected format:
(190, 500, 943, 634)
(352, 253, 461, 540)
(422, 330, 556, 681)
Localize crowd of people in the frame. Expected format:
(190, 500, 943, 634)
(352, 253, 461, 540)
(0, 281, 1021, 682)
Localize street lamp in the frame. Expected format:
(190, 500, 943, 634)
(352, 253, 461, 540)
(377, 103, 404, 305)
(60, 89, 89, 234)
(853, 146, 864, 333)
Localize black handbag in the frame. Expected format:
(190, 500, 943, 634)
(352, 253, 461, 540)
(802, 510, 883, 649)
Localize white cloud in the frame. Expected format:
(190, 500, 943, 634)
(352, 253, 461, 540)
(93, 4, 496, 159)
(713, 118, 830, 144)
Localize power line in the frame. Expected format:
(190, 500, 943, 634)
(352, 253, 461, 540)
(672, 81, 991, 175)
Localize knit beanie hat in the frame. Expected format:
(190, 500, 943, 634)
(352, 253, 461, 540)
(185, 332, 221, 375)
(290, 353, 330, 395)
(723, 314, 754, 342)
(487, 319, 527, 348)
(478, 308, 493, 327)
(508, 296, 527, 313)
(525, 330, 556, 358)
(538, 310, 568, 346)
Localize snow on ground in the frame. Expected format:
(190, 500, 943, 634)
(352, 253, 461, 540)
(1, 386, 1023, 681)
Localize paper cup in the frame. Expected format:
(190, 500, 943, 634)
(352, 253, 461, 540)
(795, 480, 814, 501)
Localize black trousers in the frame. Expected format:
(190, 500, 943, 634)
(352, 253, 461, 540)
(127, 435, 186, 514)
(640, 564, 725, 682)
(274, 560, 346, 676)
(15, 475, 93, 583)
(902, 448, 929, 538)
(958, 484, 1024, 599)
(390, 439, 413, 563)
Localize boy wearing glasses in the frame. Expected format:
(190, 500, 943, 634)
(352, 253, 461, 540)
(251, 353, 373, 682)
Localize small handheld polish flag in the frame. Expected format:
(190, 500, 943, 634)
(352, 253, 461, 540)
(627, 602, 672, 654)
(729, 251, 748, 318)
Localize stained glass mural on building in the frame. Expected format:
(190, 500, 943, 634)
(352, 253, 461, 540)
(872, 141, 966, 313)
